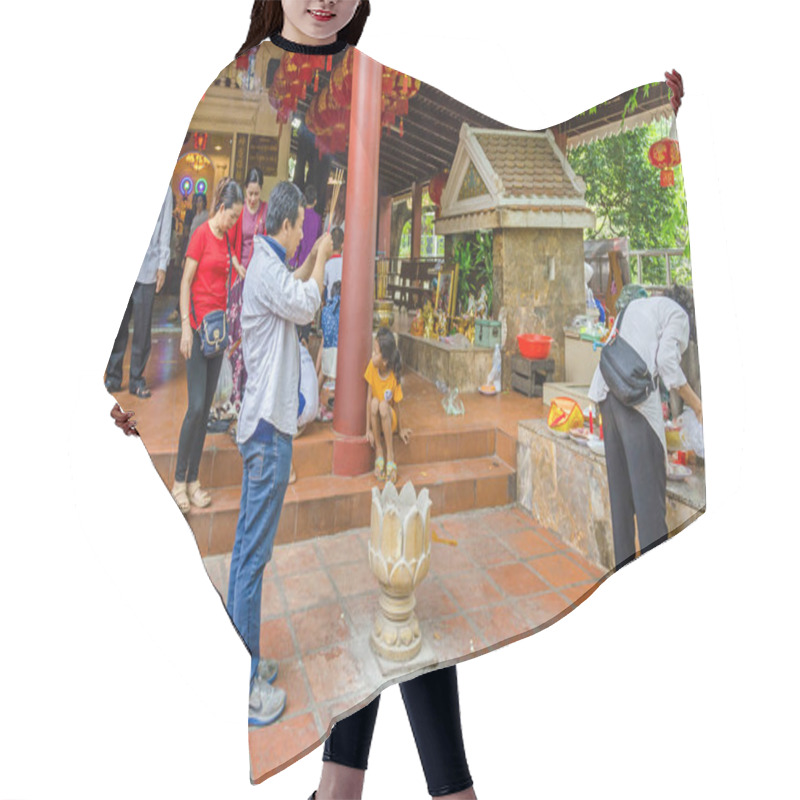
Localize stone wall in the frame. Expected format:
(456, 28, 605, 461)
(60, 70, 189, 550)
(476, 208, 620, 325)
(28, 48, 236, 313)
(493, 228, 586, 387)
(398, 333, 494, 393)
(516, 419, 706, 571)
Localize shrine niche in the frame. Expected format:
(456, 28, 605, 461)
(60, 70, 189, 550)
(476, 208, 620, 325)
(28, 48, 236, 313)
(437, 125, 595, 385)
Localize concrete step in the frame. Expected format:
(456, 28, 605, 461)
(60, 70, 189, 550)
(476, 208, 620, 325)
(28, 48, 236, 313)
(150, 424, 502, 490)
(184, 456, 517, 557)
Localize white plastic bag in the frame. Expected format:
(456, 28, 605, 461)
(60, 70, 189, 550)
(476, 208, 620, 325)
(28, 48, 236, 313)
(677, 407, 704, 458)
(487, 344, 502, 392)
(213, 355, 233, 408)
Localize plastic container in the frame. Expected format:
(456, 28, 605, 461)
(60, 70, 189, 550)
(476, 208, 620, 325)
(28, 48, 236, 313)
(517, 333, 553, 360)
(476, 319, 502, 348)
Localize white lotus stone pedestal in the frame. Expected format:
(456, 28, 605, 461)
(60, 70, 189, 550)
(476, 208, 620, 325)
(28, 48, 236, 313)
(368, 482, 432, 665)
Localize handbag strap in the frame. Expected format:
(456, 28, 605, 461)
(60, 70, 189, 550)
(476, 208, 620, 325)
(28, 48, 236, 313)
(609, 303, 628, 341)
(226, 233, 233, 296)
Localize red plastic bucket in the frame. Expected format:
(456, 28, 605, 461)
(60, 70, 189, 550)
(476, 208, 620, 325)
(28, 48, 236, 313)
(517, 334, 553, 360)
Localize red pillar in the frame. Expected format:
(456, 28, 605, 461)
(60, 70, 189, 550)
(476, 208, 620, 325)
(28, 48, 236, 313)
(332, 49, 383, 476)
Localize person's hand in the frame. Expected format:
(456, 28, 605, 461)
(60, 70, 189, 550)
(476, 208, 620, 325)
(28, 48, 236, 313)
(180, 323, 193, 360)
(399, 427, 412, 445)
(665, 69, 683, 116)
(695, 402, 703, 426)
(155, 269, 166, 294)
(367, 429, 375, 448)
(111, 403, 139, 437)
(316, 232, 334, 262)
(233, 256, 246, 280)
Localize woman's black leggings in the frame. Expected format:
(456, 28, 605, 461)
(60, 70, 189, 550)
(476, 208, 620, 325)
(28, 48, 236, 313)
(323, 665, 473, 797)
(175, 330, 223, 483)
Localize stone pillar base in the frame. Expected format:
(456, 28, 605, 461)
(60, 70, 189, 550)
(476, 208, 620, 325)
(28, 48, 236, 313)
(332, 434, 373, 477)
(372, 638, 438, 679)
(370, 589, 422, 662)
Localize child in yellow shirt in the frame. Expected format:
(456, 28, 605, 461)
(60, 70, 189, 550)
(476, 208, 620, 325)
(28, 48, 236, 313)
(364, 327, 411, 483)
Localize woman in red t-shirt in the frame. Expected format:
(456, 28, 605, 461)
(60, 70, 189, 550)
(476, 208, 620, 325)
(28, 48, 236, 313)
(172, 177, 244, 514)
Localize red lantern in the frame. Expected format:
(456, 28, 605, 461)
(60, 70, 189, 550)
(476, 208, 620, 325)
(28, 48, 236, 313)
(648, 138, 681, 187)
(192, 132, 208, 150)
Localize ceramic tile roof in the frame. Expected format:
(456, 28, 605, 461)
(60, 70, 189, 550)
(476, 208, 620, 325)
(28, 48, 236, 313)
(474, 133, 583, 200)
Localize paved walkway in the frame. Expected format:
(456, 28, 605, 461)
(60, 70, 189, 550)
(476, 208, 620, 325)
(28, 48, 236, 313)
(204, 504, 605, 782)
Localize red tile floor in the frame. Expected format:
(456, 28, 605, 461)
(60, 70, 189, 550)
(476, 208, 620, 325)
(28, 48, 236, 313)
(203, 506, 606, 781)
(105, 307, 608, 782)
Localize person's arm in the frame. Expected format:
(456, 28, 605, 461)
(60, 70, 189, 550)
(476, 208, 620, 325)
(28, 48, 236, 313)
(294, 233, 333, 284)
(366, 384, 374, 446)
(156, 188, 173, 294)
(655, 308, 690, 390)
(257, 251, 324, 326)
(678, 382, 703, 424)
(232, 253, 245, 281)
(179, 257, 199, 360)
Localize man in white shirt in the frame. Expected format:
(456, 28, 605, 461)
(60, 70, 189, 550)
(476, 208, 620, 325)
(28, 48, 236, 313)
(105, 185, 173, 398)
(226, 181, 332, 727)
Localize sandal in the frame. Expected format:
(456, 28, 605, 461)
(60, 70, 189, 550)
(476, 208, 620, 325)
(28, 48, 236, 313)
(374, 456, 385, 480)
(129, 384, 151, 399)
(187, 481, 211, 508)
(385, 461, 397, 484)
(171, 482, 190, 515)
(289, 465, 297, 485)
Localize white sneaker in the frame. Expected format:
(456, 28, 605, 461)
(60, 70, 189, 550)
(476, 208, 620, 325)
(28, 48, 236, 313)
(248, 677, 286, 727)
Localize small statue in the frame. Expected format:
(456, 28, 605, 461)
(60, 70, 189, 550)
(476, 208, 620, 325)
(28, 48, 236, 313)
(435, 309, 448, 337)
(410, 310, 424, 337)
(466, 319, 476, 344)
(421, 301, 436, 338)
(476, 286, 489, 320)
(466, 294, 477, 318)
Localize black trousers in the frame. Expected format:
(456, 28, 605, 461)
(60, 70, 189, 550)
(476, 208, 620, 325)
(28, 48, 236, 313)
(600, 393, 668, 570)
(175, 331, 223, 483)
(323, 666, 473, 797)
(106, 281, 156, 390)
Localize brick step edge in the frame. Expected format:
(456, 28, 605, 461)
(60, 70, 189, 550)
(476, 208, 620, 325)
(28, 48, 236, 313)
(183, 457, 517, 557)
(150, 427, 512, 489)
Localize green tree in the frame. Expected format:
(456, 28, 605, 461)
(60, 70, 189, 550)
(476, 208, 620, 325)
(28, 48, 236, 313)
(567, 122, 691, 285)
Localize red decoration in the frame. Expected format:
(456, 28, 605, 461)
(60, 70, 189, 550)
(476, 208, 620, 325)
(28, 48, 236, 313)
(428, 170, 449, 207)
(192, 132, 208, 150)
(648, 138, 681, 187)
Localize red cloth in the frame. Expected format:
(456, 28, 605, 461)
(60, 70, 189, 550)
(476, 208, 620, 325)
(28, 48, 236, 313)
(239, 200, 268, 272)
(186, 222, 235, 329)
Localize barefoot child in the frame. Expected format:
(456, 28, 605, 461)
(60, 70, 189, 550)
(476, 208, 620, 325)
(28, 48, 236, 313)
(365, 327, 411, 483)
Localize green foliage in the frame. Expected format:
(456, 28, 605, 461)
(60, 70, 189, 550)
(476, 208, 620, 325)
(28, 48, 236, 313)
(399, 219, 411, 258)
(454, 231, 494, 313)
(567, 121, 691, 285)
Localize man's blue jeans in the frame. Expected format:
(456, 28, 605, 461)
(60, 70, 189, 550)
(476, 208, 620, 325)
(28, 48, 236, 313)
(227, 423, 293, 685)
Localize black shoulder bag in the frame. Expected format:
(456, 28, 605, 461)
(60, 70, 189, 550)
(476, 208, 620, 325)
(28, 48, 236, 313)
(599, 305, 656, 406)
